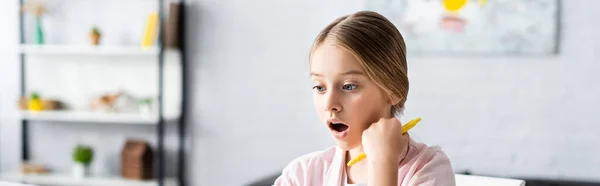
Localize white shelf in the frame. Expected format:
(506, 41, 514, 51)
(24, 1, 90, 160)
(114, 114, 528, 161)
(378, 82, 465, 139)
(0, 172, 177, 186)
(19, 111, 178, 125)
(18, 44, 176, 56)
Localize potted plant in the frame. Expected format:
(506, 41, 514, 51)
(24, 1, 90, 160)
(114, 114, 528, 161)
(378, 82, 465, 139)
(90, 26, 101, 46)
(28, 92, 44, 111)
(138, 97, 153, 115)
(72, 144, 94, 178)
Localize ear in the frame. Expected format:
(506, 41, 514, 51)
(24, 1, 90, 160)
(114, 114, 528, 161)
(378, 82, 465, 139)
(387, 94, 402, 105)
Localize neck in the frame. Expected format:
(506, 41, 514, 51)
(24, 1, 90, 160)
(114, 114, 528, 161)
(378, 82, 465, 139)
(345, 145, 369, 184)
(347, 145, 364, 162)
(345, 145, 369, 169)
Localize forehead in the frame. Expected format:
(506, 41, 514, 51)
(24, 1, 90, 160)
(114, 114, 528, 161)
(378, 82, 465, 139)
(310, 42, 364, 75)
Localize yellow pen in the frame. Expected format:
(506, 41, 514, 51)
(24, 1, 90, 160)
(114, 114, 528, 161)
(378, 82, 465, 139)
(346, 117, 422, 167)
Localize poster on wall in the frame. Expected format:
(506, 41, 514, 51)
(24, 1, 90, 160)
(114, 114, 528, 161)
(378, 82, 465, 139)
(365, 0, 560, 55)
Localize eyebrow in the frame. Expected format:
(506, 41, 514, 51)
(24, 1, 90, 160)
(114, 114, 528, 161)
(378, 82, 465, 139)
(310, 70, 365, 77)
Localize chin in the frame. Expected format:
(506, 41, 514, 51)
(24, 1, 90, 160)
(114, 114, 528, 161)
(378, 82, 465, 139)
(333, 138, 360, 151)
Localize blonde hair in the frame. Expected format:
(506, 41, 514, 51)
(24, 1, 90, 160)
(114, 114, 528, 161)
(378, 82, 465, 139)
(309, 11, 409, 116)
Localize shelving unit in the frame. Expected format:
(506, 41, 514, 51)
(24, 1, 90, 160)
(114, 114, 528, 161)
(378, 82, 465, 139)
(19, 110, 179, 125)
(18, 44, 162, 56)
(1, 172, 178, 186)
(7, 0, 187, 186)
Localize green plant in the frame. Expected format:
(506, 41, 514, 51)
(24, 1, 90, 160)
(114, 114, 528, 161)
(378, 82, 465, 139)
(30, 92, 40, 100)
(91, 26, 101, 35)
(138, 97, 153, 105)
(72, 145, 94, 165)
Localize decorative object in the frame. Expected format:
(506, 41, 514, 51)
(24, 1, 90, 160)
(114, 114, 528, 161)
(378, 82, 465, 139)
(19, 97, 28, 110)
(141, 12, 159, 48)
(114, 93, 140, 113)
(21, 1, 47, 44)
(20, 162, 49, 174)
(19, 93, 64, 111)
(28, 92, 43, 111)
(90, 26, 102, 46)
(121, 139, 154, 180)
(165, 2, 182, 49)
(42, 99, 64, 110)
(72, 144, 94, 179)
(88, 93, 119, 112)
(137, 97, 154, 115)
(89, 91, 139, 113)
(364, 0, 559, 55)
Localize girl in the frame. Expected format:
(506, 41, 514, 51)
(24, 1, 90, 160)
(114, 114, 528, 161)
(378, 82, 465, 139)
(274, 11, 455, 186)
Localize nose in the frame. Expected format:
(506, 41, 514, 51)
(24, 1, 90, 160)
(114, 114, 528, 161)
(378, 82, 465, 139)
(324, 90, 342, 113)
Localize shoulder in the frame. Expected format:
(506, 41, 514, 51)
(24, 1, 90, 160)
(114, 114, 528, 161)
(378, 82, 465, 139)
(413, 141, 451, 163)
(402, 139, 456, 186)
(274, 147, 337, 186)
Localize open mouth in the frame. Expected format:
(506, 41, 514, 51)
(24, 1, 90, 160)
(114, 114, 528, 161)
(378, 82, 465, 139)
(329, 123, 349, 132)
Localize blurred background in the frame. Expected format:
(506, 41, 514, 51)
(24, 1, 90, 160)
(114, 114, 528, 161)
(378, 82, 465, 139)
(0, 0, 599, 186)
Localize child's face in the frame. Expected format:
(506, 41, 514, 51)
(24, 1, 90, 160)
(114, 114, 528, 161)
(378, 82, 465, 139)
(310, 42, 392, 150)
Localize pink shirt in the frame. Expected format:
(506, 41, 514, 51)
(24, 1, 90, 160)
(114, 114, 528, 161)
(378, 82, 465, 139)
(274, 138, 456, 186)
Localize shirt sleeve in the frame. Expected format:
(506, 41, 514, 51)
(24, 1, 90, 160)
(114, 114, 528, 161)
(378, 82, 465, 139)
(273, 173, 295, 186)
(273, 159, 303, 186)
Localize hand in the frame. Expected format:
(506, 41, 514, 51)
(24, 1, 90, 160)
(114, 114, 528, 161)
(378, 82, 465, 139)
(362, 117, 409, 165)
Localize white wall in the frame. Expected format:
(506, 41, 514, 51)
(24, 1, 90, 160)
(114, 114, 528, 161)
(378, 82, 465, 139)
(0, 0, 21, 174)
(2, 0, 600, 186)
(185, 0, 600, 185)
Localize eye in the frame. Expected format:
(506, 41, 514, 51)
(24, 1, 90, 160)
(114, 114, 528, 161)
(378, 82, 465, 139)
(342, 84, 357, 91)
(312, 85, 325, 93)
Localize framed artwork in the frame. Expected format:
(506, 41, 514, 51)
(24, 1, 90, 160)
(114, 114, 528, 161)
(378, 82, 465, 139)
(365, 0, 560, 55)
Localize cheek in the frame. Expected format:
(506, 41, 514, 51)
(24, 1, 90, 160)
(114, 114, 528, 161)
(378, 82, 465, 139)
(348, 93, 388, 127)
(313, 94, 326, 119)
